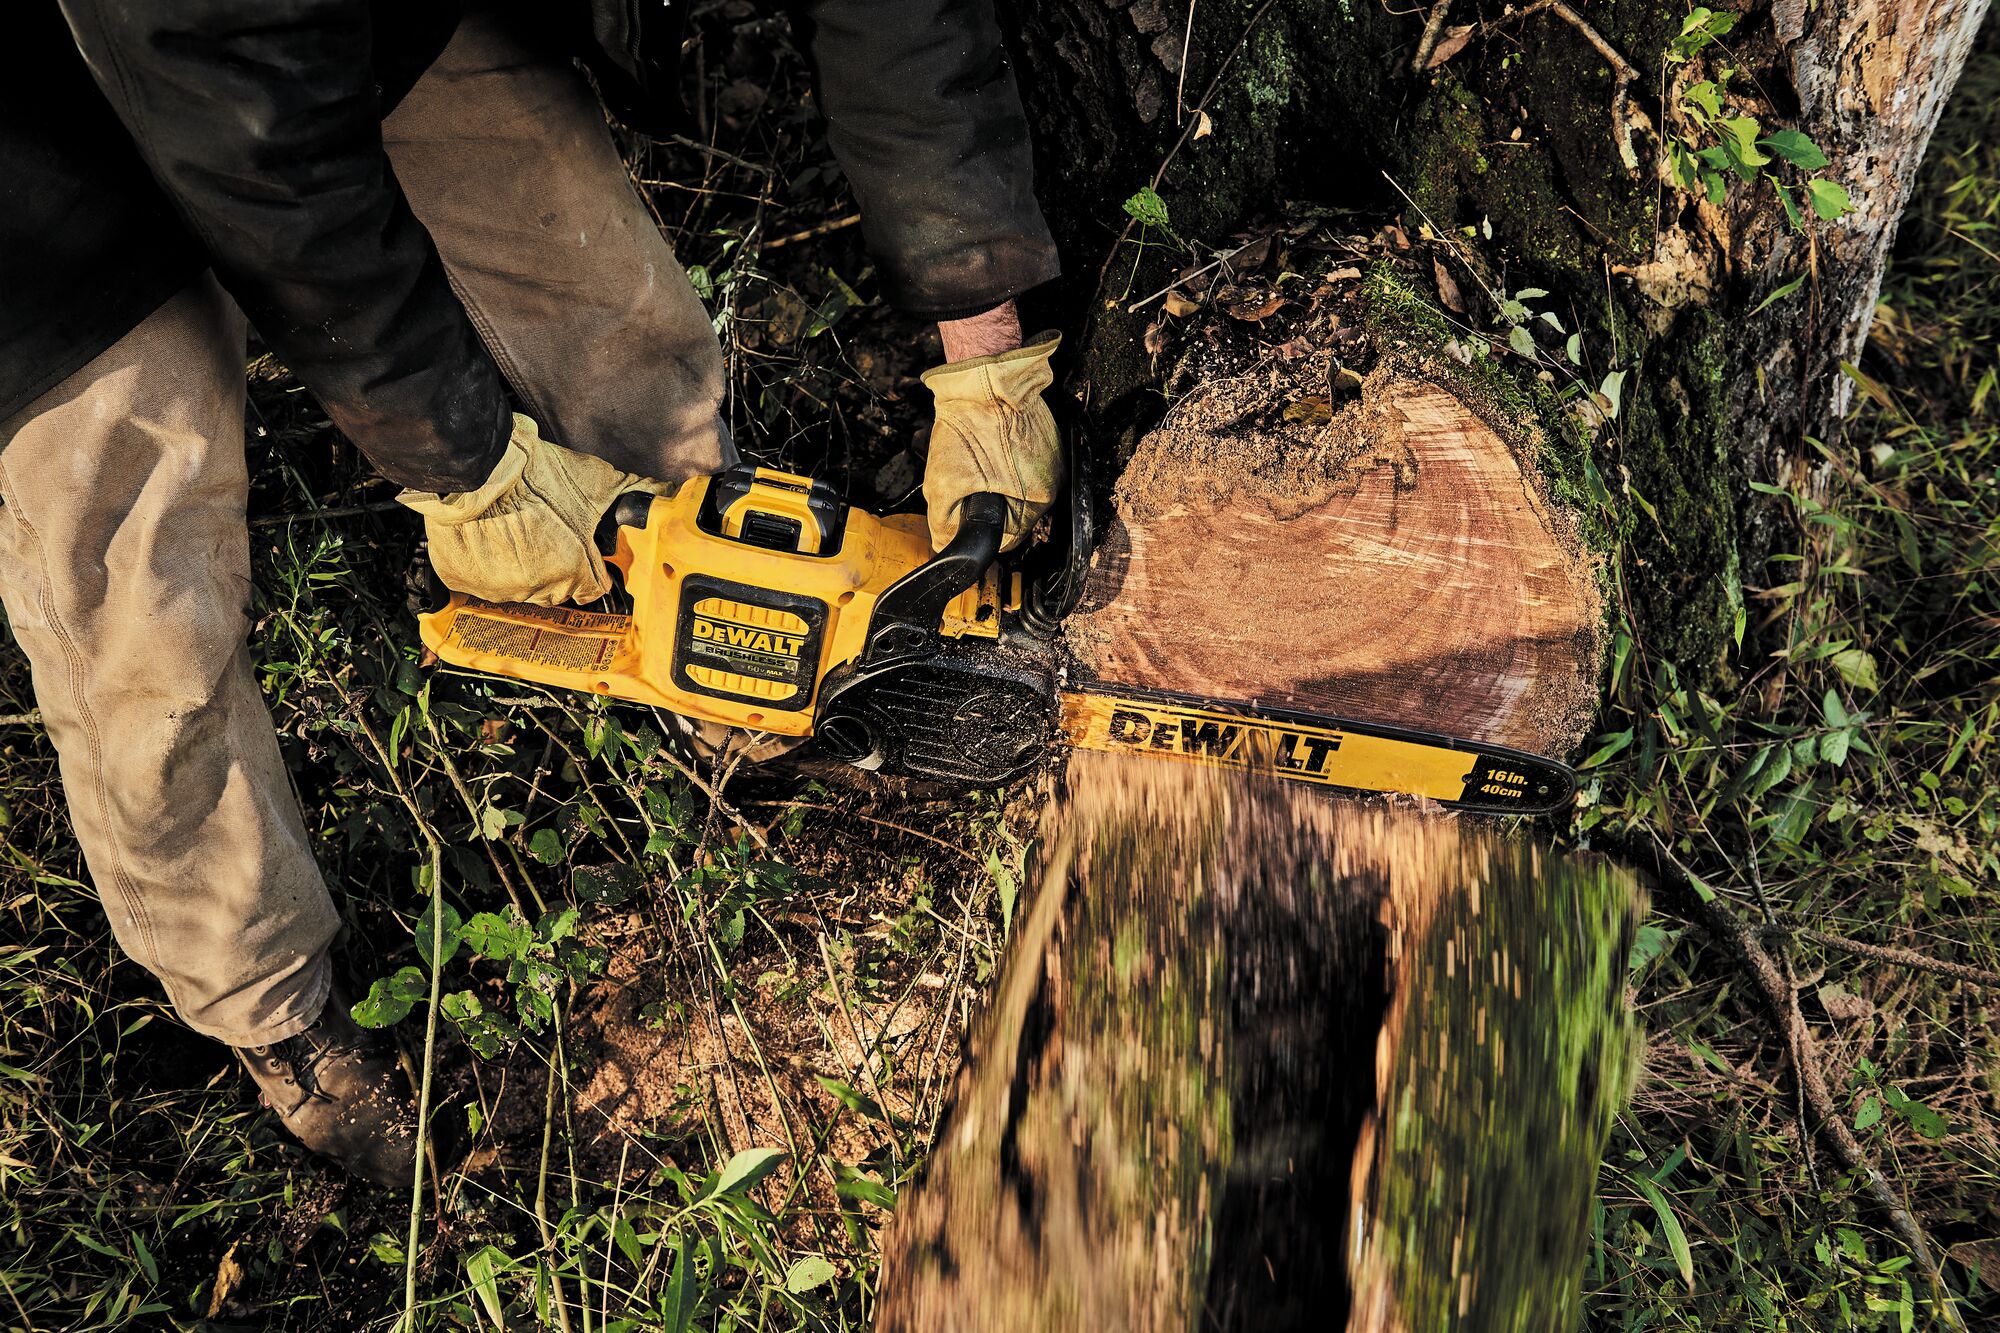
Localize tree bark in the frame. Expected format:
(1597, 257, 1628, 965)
(1010, 0, 1991, 670)
(874, 759, 1644, 1331)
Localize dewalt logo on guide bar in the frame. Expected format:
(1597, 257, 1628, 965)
(1058, 689, 1532, 808)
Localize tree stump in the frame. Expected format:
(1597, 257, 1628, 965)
(1065, 367, 1603, 757)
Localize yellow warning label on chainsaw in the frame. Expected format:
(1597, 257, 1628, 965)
(448, 606, 624, 672)
(1058, 692, 1477, 802)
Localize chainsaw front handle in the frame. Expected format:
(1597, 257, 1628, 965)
(860, 490, 1006, 666)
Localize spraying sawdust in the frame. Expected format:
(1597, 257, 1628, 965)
(875, 754, 1644, 1332)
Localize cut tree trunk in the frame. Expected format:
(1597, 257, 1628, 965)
(1064, 366, 1603, 756)
(874, 758, 1644, 1332)
(1009, 0, 1991, 672)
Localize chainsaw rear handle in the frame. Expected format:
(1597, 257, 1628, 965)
(595, 490, 659, 568)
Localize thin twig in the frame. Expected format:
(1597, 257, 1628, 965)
(762, 215, 861, 250)
(0, 712, 41, 728)
(1410, 0, 1455, 72)
(354, 713, 446, 1333)
(818, 932, 903, 1176)
(249, 500, 403, 529)
(535, 1048, 579, 1333)
(1125, 236, 1267, 313)
(665, 134, 775, 178)
(742, 799, 980, 863)
(1643, 839, 1966, 1330)
(1763, 924, 2000, 990)
(645, 707, 770, 851)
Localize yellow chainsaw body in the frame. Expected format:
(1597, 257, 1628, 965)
(417, 467, 1004, 735)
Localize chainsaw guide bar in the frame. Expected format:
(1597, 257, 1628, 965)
(418, 463, 1578, 817)
(1057, 686, 1574, 815)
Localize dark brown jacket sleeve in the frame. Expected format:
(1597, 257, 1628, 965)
(794, 0, 1061, 320)
(56, 0, 508, 493)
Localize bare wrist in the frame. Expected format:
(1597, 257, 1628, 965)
(937, 300, 1023, 363)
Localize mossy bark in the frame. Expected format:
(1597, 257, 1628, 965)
(874, 760, 1644, 1330)
(1008, 0, 1990, 677)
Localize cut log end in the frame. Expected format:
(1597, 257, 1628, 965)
(1066, 366, 1603, 758)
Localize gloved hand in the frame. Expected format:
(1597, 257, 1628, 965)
(920, 332, 1063, 552)
(399, 414, 665, 605)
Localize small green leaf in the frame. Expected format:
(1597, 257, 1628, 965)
(461, 909, 534, 960)
(1751, 273, 1806, 314)
(1508, 324, 1537, 358)
(1634, 1175, 1695, 1293)
(705, 1146, 787, 1199)
(415, 899, 463, 969)
(662, 1239, 694, 1333)
(1758, 128, 1829, 169)
(351, 966, 427, 1028)
(479, 805, 522, 841)
(1883, 1084, 1949, 1139)
(1683, 81, 1724, 120)
(1597, 369, 1627, 419)
(465, 1245, 509, 1327)
(988, 850, 1018, 937)
(1806, 178, 1852, 221)
(528, 827, 564, 866)
(1854, 1093, 1883, 1132)
(1831, 648, 1880, 692)
(784, 1254, 838, 1294)
(1122, 186, 1174, 234)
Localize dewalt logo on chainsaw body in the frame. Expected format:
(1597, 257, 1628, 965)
(672, 576, 826, 708)
(690, 613, 807, 663)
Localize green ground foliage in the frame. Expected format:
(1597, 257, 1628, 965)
(1574, 40, 2000, 1332)
(0, 6, 1995, 1331)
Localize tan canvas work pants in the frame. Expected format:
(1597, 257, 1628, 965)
(0, 9, 731, 1047)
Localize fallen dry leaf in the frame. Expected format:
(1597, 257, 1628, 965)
(207, 1240, 248, 1318)
(1192, 110, 1214, 140)
(1162, 290, 1202, 318)
(1223, 291, 1287, 323)
(1433, 257, 1466, 313)
(1143, 319, 1169, 356)
(1425, 23, 1476, 69)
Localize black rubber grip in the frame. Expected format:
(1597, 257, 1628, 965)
(861, 491, 1006, 665)
(594, 490, 659, 558)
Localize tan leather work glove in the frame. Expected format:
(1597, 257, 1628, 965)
(399, 414, 664, 605)
(920, 332, 1063, 552)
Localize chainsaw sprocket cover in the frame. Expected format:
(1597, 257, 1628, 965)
(812, 641, 1058, 786)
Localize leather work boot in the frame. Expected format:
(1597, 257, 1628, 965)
(237, 990, 419, 1189)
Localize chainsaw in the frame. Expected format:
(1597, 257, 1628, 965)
(417, 444, 1576, 816)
